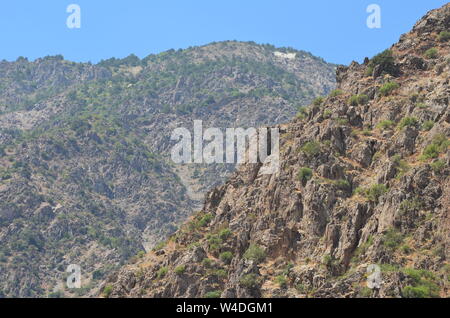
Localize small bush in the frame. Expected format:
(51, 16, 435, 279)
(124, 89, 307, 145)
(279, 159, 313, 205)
(379, 81, 400, 96)
(366, 184, 388, 202)
(298, 167, 313, 184)
(430, 160, 445, 173)
(275, 275, 288, 288)
(334, 179, 351, 190)
(300, 141, 321, 157)
(214, 269, 228, 279)
(202, 258, 213, 268)
(313, 96, 325, 107)
(348, 94, 369, 106)
(366, 50, 398, 77)
(424, 48, 438, 59)
(422, 120, 434, 131)
(174, 265, 186, 275)
(329, 89, 343, 97)
(377, 120, 394, 130)
(239, 274, 260, 289)
(382, 228, 403, 250)
(102, 285, 113, 298)
(323, 109, 332, 119)
(398, 117, 419, 130)
(219, 251, 233, 264)
(157, 266, 168, 279)
(438, 31, 450, 42)
(204, 290, 222, 298)
(219, 228, 232, 240)
(243, 244, 266, 264)
(197, 213, 213, 227)
(421, 134, 450, 160)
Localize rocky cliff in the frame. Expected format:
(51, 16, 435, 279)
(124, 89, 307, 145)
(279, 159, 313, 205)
(103, 4, 450, 298)
(0, 42, 335, 297)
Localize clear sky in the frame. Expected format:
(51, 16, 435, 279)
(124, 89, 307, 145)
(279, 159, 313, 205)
(0, 0, 448, 65)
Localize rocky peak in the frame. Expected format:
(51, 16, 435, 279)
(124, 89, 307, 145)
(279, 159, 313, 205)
(102, 4, 449, 299)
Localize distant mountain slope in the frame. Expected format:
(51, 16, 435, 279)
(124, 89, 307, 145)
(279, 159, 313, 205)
(104, 4, 450, 299)
(0, 41, 336, 297)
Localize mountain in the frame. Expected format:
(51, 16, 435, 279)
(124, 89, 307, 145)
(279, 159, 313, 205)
(102, 4, 450, 298)
(0, 42, 336, 297)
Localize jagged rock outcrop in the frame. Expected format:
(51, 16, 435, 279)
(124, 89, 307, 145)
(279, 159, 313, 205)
(104, 4, 450, 298)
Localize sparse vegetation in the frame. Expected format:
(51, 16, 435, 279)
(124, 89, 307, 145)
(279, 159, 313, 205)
(379, 81, 399, 96)
(430, 160, 445, 173)
(298, 167, 313, 184)
(420, 134, 450, 160)
(398, 117, 419, 130)
(348, 94, 369, 106)
(102, 285, 113, 298)
(402, 268, 440, 298)
(220, 251, 233, 264)
(157, 266, 168, 279)
(366, 50, 398, 77)
(422, 120, 434, 131)
(175, 265, 186, 275)
(313, 96, 325, 107)
(329, 89, 343, 97)
(300, 141, 321, 157)
(204, 290, 222, 298)
(275, 275, 288, 288)
(382, 228, 403, 250)
(438, 31, 450, 42)
(239, 274, 260, 289)
(424, 48, 438, 59)
(377, 120, 394, 130)
(243, 244, 266, 263)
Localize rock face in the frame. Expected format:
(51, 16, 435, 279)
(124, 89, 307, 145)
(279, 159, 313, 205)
(104, 4, 450, 298)
(0, 42, 336, 297)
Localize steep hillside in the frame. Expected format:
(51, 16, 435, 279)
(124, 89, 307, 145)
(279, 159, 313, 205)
(103, 4, 450, 298)
(0, 42, 336, 297)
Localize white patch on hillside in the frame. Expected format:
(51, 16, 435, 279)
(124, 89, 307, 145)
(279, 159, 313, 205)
(274, 51, 296, 60)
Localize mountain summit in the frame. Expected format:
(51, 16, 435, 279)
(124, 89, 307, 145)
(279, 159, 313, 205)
(103, 4, 450, 298)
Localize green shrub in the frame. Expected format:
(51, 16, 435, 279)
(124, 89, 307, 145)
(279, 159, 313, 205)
(366, 50, 398, 77)
(438, 31, 450, 42)
(174, 265, 186, 275)
(329, 89, 343, 97)
(300, 141, 321, 157)
(275, 275, 288, 288)
(202, 258, 213, 268)
(102, 285, 113, 298)
(359, 287, 373, 298)
(214, 269, 228, 279)
(298, 167, 313, 184)
(243, 244, 266, 263)
(398, 117, 419, 130)
(157, 266, 168, 279)
(379, 81, 399, 96)
(204, 290, 222, 298)
(366, 184, 388, 202)
(424, 48, 438, 59)
(219, 251, 233, 264)
(219, 228, 232, 240)
(348, 94, 369, 106)
(197, 213, 213, 227)
(376, 120, 394, 130)
(323, 109, 332, 119)
(239, 274, 260, 289)
(313, 96, 325, 107)
(421, 134, 450, 160)
(334, 179, 351, 190)
(382, 228, 403, 250)
(422, 120, 434, 131)
(430, 160, 445, 173)
(402, 268, 440, 298)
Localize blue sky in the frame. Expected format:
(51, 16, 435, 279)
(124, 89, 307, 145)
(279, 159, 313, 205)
(0, 0, 447, 65)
